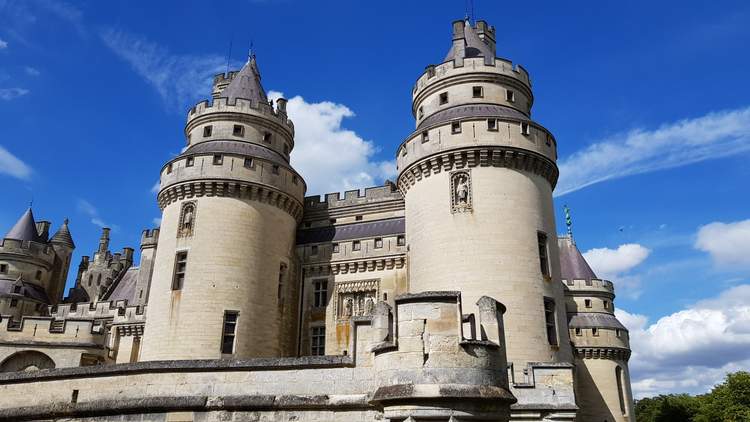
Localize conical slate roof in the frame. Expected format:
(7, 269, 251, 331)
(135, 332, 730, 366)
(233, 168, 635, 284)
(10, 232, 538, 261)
(50, 219, 75, 248)
(222, 55, 268, 104)
(557, 236, 598, 280)
(444, 20, 494, 63)
(5, 208, 40, 242)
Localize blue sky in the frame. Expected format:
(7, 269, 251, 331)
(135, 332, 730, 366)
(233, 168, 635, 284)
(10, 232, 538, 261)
(1, 0, 750, 397)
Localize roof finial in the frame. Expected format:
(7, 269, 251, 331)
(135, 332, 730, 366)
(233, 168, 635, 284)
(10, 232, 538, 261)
(248, 41, 255, 62)
(564, 205, 574, 242)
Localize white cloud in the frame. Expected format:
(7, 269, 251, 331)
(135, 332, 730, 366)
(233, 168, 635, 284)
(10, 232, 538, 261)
(557, 107, 750, 196)
(695, 219, 750, 267)
(583, 244, 651, 278)
(100, 28, 227, 112)
(24, 67, 40, 76)
(76, 199, 118, 231)
(269, 91, 396, 195)
(0, 145, 32, 180)
(0, 39, 7, 49)
(619, 284, 750, 398)
(152, 217, 162, 227)
(0, 88, 29, 100)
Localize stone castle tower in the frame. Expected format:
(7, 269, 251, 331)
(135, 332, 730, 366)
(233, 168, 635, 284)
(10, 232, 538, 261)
(396, 19, 572, 370)
(140, 55, 306, 360)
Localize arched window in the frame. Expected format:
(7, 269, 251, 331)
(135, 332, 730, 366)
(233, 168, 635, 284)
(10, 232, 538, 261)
(96, 274, 101, 286)
(616, 365, 627, 415)
(0, 351, 55, 372)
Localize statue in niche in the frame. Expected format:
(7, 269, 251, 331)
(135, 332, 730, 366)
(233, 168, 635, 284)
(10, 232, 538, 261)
(456, 175, 469, 205)
(450, 170, 472, 213)
(343, 298, 353, 317)
(179, 202, 196, 237)
(364, 296, 375, 316)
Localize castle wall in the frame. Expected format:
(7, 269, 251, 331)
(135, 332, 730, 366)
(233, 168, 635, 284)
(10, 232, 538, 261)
(574, 357, 634, 422)
(141, 196, 298, 360)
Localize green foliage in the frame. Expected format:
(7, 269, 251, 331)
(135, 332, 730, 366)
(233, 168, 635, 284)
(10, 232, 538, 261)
(636, 371, 750, 422)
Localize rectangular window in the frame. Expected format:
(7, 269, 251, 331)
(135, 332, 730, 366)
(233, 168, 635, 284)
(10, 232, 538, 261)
(352, 240, 361, 251)
(35, 270, 42, 280)
(575, 328, 582, 336)
(397, 235, 405, 246)
(13, 285, 21, 293)
(422, 131, 429, 142)
(355, 215, 363, 221)
(374, 238, 383, 248)
(487, 119, 498, 131)
(472, 86, 483, 98)
(10, 298, 18, 308)
(172, 251, 188, 290)
(330, 218, 337, 224)
(293, 176, 298, 185)
(167, 163, 173, 174)
(332, 243, 339, 253)
(544, 298, 558, 346)
(213, 155, 223, 165)
(506, 90, 515, 102)
(592, 328, 599, 337)
(521, 122, 530, 135)
(233, 125, 244, 136)
(585, 299, 592, 308)
(311, 245, 318, 256)
(0, 264, 7, 274)
(283, 144, 289, 155)
(311, 326, 325, 356)
(616, 329, 622, 338)
(538, 232, 550, 277)
(203, 125, 212, 137)
(263, 132, 272, 143)
(439, 92, 448, 105)
(418, 106, 424, 119)
(451, 121, 462, 134)
(313, 280, 328, 308)
(186, 156, 194, 167)
(244, 157, 253, 168)
(272, 165, 280, 175)
(221, 311, 238, 354)
(603, 300, 610, 309)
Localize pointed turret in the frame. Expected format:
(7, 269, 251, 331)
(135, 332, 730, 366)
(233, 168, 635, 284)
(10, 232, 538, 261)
(444, 19, 496, 65)
(4, 208, 39, 242)
(558, 235, 597, 281)
(221, 55, 268, 104)
(50, 219, 75, 249)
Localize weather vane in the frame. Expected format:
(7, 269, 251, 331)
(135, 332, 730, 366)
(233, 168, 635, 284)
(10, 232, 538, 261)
(564, 205, 573, 240)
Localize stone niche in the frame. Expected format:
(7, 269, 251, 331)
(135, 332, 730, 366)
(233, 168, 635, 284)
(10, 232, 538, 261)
(333, 279, 379, 320)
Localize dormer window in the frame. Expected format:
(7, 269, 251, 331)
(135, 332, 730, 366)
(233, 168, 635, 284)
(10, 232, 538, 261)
(244, 157, 253, 169)
(233, 125, 244, 137)
(203, 125, 212, 137)
(422, 131, 429, 142)
(213, 155, 223, 165)
(439, 92, 448, 105)
(506, 90, 515, 102)
(451, 121, 462, 134)
(472, 86, 483, 98)
(487, 119, 498, 131)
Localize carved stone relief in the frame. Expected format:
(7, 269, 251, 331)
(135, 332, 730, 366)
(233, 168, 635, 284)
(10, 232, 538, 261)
(333, 279, 379, 320)
(178, 201, 196, 238)
(450, 170, 473, 213)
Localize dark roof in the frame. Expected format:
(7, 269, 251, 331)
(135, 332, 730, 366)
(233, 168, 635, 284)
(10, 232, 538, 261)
(221, 56, 268, 104)
(558, 236, 598, 280)
(64, 286, 90, 303)
(296, 218, 405, 245)
(418, 104, 529, 130)
(5, 208, 40, 242)
(568, 313, 627, 331)
(103, 266, 139, 304)
(179, 140, 289, 167)
(0, 277, 51, 304)
(444, 20, 494, 64)
(50, 219, 75, 248)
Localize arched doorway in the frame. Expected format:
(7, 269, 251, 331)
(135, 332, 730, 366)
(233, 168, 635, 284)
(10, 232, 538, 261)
(0, 350, 55, 372)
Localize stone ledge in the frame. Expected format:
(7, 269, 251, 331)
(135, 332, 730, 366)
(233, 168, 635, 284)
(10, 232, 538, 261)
(394, 291, 461, 304)
(371, 383, 516, 404)
(0, 355, 353, 384)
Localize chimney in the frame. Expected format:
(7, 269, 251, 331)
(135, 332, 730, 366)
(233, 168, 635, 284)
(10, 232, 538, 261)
(98, 228, 111, 254)
(36, 221, 51, 241)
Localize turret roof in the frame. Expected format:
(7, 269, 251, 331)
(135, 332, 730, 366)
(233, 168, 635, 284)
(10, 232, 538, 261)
(50, 219, 75, 248)
(4, 208, 40, 242)
(444, 20, 494, 63)
(221, 55, 268, 104)
(558, 236, 598, 280)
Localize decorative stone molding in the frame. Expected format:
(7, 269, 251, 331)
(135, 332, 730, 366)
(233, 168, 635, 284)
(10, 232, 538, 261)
(158, 180, 303, 222)
(397, 146, 558, 195)
(303, 256, 406, 277)
(115, 324, 144, 337)
(450, 169, 473, 213)
(574, 347, 631, 361)
(177, 201, 196, 238)
(333, 279, 379, 320)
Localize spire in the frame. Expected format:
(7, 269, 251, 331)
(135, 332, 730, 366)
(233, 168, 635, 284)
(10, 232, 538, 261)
(221, 54, 268, 104)
(50, 218, 75, 249)
(444, 19, 496, 65)
(4, 208, 39, 242)
(557, 236, 598, 281)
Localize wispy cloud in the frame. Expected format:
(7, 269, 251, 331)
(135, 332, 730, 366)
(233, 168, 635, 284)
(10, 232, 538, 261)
(0, 145, 32, 180)
(33, 0, 85, 37)
(556, 107, 750, 196)
(100, 28, 227, 112)
(0, 39, 7, 49)
(76, 199, 118, 231)
(24, 67, 40, 76)
(0, 88, 29, 100)
(268, 91, 396, 195)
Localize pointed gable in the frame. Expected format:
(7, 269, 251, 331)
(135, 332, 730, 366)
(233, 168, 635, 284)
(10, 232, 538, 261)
(557, 236, 598, 280)
(4, 208, 40, 242)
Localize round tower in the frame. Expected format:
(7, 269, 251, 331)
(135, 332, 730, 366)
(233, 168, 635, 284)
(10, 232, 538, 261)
(559, 236, 635, 421)
(396, 20, 571, 368)
(140, 56, 306, 360)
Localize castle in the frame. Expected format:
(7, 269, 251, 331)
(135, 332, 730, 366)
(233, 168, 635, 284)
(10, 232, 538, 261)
(0, 19, 634, 422)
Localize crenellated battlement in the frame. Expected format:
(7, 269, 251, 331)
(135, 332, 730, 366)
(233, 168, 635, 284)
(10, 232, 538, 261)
(414, 56, 531, 99)
(563, 278, 615, 294)
(0, 239, 56, 264)
(187, 97, 294, 132)
(0, 314, 106, 343)
(50, 300, 145, 321)
(140, 228, 159, 249)
(303, 182, 403, 211)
